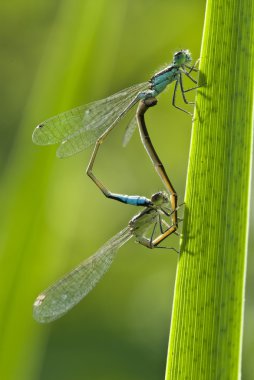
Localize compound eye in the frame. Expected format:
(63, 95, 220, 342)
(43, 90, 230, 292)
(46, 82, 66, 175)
(151, 191, 168, 205)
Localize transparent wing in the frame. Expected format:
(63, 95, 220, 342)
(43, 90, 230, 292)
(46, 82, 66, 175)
(33, 227, 132, 323)
(32, 82, 149, 158)
(122, 114, 138, 147)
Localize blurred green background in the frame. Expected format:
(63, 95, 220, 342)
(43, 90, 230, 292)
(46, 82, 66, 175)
(0, 1, 253, 379)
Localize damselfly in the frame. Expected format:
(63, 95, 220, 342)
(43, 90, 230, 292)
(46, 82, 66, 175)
(33, 191, 176, 323)
(32, 50, 199, 207)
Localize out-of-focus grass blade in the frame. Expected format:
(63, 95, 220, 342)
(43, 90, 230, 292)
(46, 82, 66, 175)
(0, 1, 129, 379)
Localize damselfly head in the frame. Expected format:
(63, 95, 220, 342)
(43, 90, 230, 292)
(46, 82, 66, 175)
(173, 49, 192, 66)
(151, 191, 169, 206)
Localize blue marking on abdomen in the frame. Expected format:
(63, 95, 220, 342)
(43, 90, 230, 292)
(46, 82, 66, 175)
(109, 193, 151, 206)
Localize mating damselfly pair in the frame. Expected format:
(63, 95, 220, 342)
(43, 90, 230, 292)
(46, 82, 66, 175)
(33, 49, 199, 322)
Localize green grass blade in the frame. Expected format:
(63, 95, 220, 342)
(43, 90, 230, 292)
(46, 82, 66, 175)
(165, 0, 254, 378)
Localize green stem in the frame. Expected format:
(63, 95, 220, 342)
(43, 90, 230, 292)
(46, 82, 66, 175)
(165, 0, 254, 378)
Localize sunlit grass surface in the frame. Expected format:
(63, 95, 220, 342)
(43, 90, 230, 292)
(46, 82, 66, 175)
(165, 0, 254, 378)
(0, 1, 253, 379)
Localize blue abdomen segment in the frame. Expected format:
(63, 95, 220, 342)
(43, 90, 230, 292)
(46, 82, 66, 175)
(109, 193, 152, 206)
